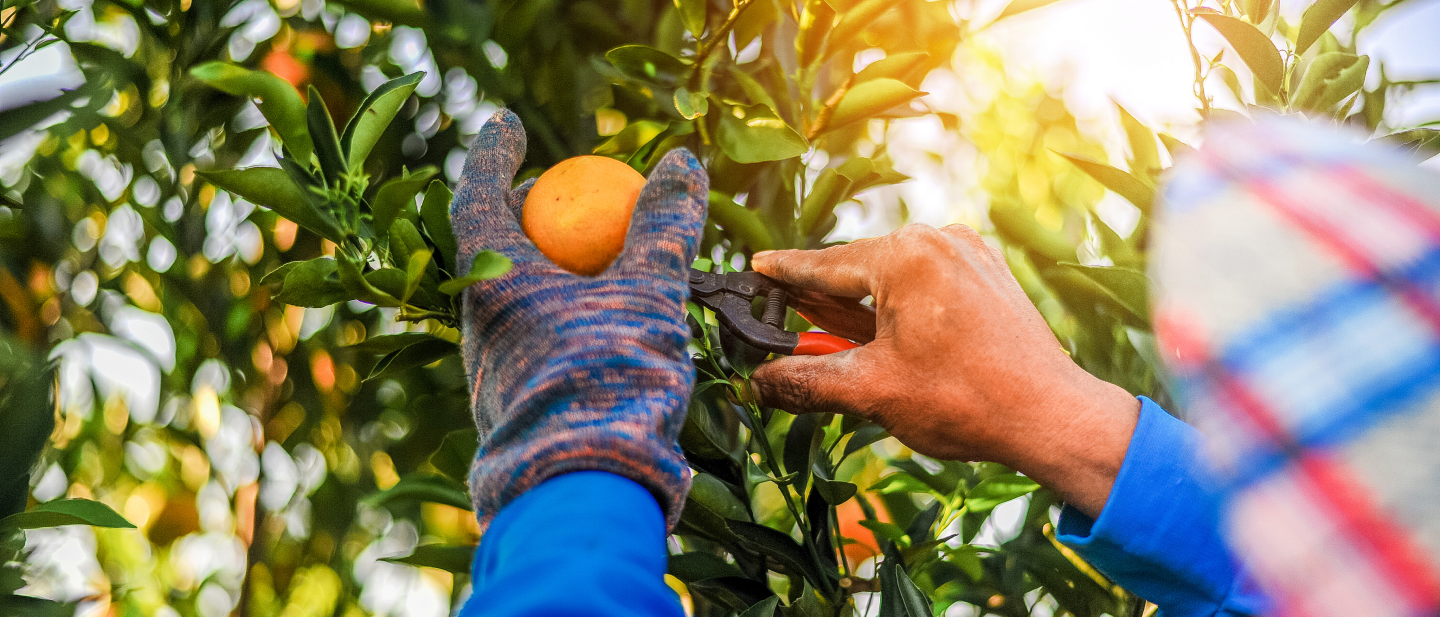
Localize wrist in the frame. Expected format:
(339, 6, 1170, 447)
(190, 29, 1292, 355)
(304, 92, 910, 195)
(1004, 375, 1140, 519)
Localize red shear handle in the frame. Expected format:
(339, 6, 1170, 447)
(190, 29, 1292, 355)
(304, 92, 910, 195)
(794, 332, 859, 355)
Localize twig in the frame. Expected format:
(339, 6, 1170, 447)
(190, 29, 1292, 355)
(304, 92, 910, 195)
(693, 0, 755, 80)
(806, 73, 856, 140)
(1169, 0, 1211, 116)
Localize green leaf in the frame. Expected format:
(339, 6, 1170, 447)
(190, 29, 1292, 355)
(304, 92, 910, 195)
(829, 0, 905, 52)
(419, 180, 458, 272)
(348, 332, 444, 355)
(792, 580, 833, 617)
(815, 478, 858, 505)
(372, 166, 438, 239)
(605, 45, 689, 86)
(994, 0, 1067, 22)
(401, 249, 432, 303)
(729, 69, 780, 114)
(190, 63, 313, 163)
(707, 192, 777, 251)
(726, 520, 829, 584)
(686, 577, 775, 613)
(674, 86, 709, 120)
(264, 258, 352, 307)
(842, 423, 889, 459)
(2, 499, 134, 530)
(798, 168, 854, 238)
(688, 473, 751, 522)
(858, 519, 908, 544)
(964, 474, 1040, 512)
(341, 72, 423, 169)
(1296, 0, 1360, 56)
(594, 120, 669, 157)
(389, 218, 428, 269)
(717, 105, 808, 164)
(196, 168, 345, 243)
(867, 472, 935, 496)
(737, 596, 780, 617)
(366, 338, 459, 381)
(1242, 0, 1274, 22)
(674, 0, 706, 37)
(306, 85, 347, 184)
(1054, 262, 1150, 322)
(1117, 104, 1160, 177)
(0, 87, 84, 144)
(380, 544, 475, 573)
(827, 79, 925, 132)
(438, 251, 513, 295)
(429, 427, 479, 483)
(1292, 53, 1368, 113)
(1380, 129, 1440, 158)
(1193, 12, 1284, 95)
(1158, 133, 1197, 160)
(364, 474, 471, 511)
(877, 555, 933, 617)
(854, 52, 930, 88)
(1055, 152, 1155, 213)
(668, 552, 745, 583)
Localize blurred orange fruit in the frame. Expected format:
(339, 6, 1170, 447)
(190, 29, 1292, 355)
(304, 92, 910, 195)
(837, 495, 890, 567)
(522, 155, 645, 276)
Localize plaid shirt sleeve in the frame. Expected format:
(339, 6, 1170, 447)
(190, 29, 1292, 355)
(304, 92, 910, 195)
(1058, 397, 1270, 617)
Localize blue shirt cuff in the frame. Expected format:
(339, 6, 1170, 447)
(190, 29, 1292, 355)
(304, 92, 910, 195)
(1057, 397, 1268, 617)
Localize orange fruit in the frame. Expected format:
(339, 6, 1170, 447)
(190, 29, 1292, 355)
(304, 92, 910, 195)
(837, 495, 891, 567)
(522, 155, 646, 276)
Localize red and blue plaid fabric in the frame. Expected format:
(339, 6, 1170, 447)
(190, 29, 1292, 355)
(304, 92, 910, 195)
(1152, 118, 1440, 617)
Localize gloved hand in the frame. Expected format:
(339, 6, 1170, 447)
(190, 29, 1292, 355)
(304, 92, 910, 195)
(449, 110, 708, 532)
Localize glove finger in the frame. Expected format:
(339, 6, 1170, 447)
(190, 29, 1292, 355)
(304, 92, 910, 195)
(610, 148, 708, 280)
(506, 177, 536, 224)
(451, 109, 539, 271)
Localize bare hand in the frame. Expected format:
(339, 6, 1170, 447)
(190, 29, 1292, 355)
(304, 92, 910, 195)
(750, 224, 1140, 517)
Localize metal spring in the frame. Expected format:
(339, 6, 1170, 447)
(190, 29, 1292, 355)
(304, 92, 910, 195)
(761, 288, 786, 327)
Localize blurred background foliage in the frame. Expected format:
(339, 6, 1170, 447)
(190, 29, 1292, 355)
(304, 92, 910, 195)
(0, 0, 1436, 616)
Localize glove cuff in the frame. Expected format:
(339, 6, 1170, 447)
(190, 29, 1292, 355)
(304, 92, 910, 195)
(469, 426, 692, 534)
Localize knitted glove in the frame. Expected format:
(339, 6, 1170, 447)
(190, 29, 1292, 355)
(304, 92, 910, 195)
(450, 109, 707, 532)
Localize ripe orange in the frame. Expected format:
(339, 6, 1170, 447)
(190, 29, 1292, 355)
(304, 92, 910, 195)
(837, 495, 891, 567)
(522, 155, 646, 276)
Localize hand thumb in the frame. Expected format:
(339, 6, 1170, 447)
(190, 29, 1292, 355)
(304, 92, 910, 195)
(749, 352, 866, 417)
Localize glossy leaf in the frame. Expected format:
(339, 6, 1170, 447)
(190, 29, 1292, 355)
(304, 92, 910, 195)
(605, 45, 689, 86)
(381, 544, 475, 573)
(726, 520, 828, 584)
(674, 86, 709, 119)
(306, 85, 347, 184)
(688, 473, 751, 522)
(341, 72, 423, 169)
(964, 474, 1040, 512)
(717, 105, 808, 164)
(854, 52, 930, 87)
(366, 338, 460, 381)
(674, 0, 705, 37)
(1055, 152, 1155, 213)
(2, 499, 134, 530)
(1296, 0, 1360, 55)
(1117, 104, 1160, 176)
(815, 478, 858, 505)
(437, 250, 513, 295)
(190, 62, 313, 163)
(196, 168, 345, 242)
(686, 577, 774, 612)
(877, 556, 933, 617)
(1055, 262, 1150, 322)
(707, 192, 776, 251)
(1193, 12, 1283, 95)
(798, 168, 853, 237)
(737, 596, 780, 617)
(419, 180, 458, 271)
(372, 166, 438, 239)
(365, 474, 472, 511)
(263, 258, 352, 307)
(429, 428, 479, 483)
(668, 552, 744, 582)
(1292, 53, 1368, 113)
(827, 79, 925, 132)
(829, 0, 905, 50)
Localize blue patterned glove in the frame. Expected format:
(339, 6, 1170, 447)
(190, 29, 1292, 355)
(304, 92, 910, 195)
(450, 110, 707, 532)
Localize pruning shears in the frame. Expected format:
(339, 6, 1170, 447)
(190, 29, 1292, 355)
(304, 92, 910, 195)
(688, 268, 860, 356)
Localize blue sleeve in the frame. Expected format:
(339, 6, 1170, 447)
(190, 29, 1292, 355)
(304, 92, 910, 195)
(460, 471, 683, 617)
(1056, 397, 1269, 617)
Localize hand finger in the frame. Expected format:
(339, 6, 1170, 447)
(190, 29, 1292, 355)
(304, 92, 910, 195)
(749, 351, 870, 417)
(790, 289, 877, 344)
(506, 177, 536, 223)
(450, 109, 538, 270)
(751, 237, 885, 299)
(611, 148, 708, 280)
